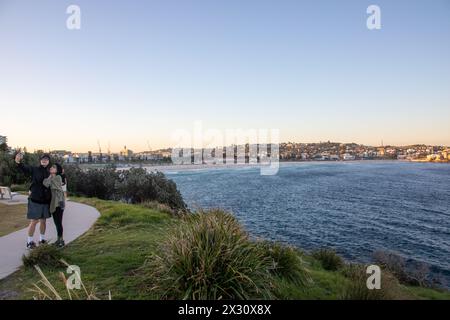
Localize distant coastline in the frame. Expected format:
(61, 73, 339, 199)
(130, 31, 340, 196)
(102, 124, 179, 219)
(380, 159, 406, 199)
(110, 158, 449, 174)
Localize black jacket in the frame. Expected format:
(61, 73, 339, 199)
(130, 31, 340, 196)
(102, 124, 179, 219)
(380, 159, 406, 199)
(17, 163, 51, 204)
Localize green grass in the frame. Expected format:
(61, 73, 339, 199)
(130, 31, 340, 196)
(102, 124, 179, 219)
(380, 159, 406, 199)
(0, 198, 448, 300)
(404, 286, 450, 300)
(0, 198, 173, 300)
(0, 203, 28, 237)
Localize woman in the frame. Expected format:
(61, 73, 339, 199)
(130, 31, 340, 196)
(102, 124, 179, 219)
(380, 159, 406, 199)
(61, 167, 68, 200)
(43, 165, 66, 247)
(55, 163, 68, 199)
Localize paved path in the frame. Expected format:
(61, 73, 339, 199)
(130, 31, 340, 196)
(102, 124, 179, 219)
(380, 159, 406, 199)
(0, 192, 24, 206)
(0, 195, 100, 280)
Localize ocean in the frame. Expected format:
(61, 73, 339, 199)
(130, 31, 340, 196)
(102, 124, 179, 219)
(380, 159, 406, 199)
(162, 161, 450, 286)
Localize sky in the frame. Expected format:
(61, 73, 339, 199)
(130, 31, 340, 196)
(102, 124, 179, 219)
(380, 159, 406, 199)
(0, 0, 449, 152)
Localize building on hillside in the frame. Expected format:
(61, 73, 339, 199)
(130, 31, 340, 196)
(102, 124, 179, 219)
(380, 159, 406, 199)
(73, 153, 90, 163)
(63, 154, 77, 163)
(442, 149, 449, 160)
(342, 153, 355, 161)
(330, 154, 340, 161)
(51, 150, 71, 158)
(377, 146, 386, 157)
(119, 146, 133, 160)
(0, 135, 7, 145)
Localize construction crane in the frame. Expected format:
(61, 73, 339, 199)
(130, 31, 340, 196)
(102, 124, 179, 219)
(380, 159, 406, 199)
(97, 140, 102, 162)
(147, 140, 152, 152)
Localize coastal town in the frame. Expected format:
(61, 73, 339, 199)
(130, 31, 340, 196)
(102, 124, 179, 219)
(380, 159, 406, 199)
(278, 142, 450, 163)
(1, 134, 449, 164)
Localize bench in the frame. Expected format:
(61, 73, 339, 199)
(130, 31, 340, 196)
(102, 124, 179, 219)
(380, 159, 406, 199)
(0, 186, 14, 200)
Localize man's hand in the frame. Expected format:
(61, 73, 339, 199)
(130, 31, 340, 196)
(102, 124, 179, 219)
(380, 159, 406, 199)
(15, 153, 23, 164)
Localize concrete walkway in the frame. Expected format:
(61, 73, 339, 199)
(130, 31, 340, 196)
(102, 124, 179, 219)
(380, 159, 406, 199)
(0, 192, 22, 205)
(0, 195, 100, 280)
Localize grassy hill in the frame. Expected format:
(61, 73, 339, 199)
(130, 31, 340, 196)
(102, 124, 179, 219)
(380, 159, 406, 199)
(0, 198, 448, 300)
(0, 203, 28, 237)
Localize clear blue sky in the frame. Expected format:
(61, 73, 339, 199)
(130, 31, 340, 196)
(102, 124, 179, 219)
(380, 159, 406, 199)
(1, 0, 449, 152)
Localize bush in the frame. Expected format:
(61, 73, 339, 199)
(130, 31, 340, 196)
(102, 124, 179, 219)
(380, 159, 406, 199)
(312, 248, 344, 271)
(144, 210, 273, 299)
(64, 165, 186, 211)
(116, 168, 186, 210)
(10, 184, 30, 192)
(0, 150, 39, 186)
(22, 245, 64, 269)
(340, 264, 406, 300)
(257, 241, 311, 286)
(372, 250, 432, 287)
(64, 165, 118, 200)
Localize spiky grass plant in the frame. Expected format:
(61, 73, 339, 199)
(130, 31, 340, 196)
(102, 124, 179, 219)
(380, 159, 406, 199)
(144, 210, 274, 300)
(312, 248, 344, 271)
(339, 263, 408, 300)
(257, 241, 311, 287)
(22, 244, 64, 268)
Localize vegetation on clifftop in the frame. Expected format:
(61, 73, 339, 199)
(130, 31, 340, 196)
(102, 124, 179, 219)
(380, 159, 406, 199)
(0, 198, 448, 300)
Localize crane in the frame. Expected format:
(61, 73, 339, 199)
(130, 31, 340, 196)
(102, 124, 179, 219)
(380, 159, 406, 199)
(97, 140, 102, 162)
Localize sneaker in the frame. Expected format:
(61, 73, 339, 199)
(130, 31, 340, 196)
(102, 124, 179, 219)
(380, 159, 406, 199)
(53, 239, 65, 248)
(39, 239, 47, 245)
(26, 241, 36, 249)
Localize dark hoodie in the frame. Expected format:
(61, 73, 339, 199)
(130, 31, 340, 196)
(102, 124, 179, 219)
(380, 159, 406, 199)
(17, 162, 51, 204)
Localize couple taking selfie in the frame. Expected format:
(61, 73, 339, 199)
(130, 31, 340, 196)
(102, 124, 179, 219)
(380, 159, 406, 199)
(15, 153, 67, 249)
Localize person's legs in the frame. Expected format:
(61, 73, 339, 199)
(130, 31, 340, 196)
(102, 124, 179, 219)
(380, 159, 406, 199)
(39, 218, 47, 243)
(52, 207, 64, 239)
(27, 219, 38, 248)
(27, 219, 38, 238)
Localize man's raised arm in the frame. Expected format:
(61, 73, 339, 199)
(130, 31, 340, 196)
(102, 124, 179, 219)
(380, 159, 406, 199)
(15, 153, 33, 176)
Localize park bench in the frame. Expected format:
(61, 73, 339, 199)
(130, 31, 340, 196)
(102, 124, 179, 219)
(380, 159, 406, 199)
(0, 186, 14, 200)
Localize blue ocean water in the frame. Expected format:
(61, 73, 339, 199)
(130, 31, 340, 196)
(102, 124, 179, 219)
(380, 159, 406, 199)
(165, 161, 450, 286)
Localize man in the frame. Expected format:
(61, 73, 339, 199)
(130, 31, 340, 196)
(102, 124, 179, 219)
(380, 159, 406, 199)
(15, 153, 52, 249)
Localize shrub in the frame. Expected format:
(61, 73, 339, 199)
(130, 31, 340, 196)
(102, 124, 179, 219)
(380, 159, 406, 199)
(64, 165, 187, 211)
(372, 250, 432, 287)
(257, 241, 311, 286)
(312, 248, 344, 271)
(22, 245, 64, 269)
(116, 168, 186, 210)
(0, 150, 39, 186)
(64, 165, 118, 200)
(340, 264, 407, 300)
(144, 210, 273, 299)
(10, 184, 30, 192)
